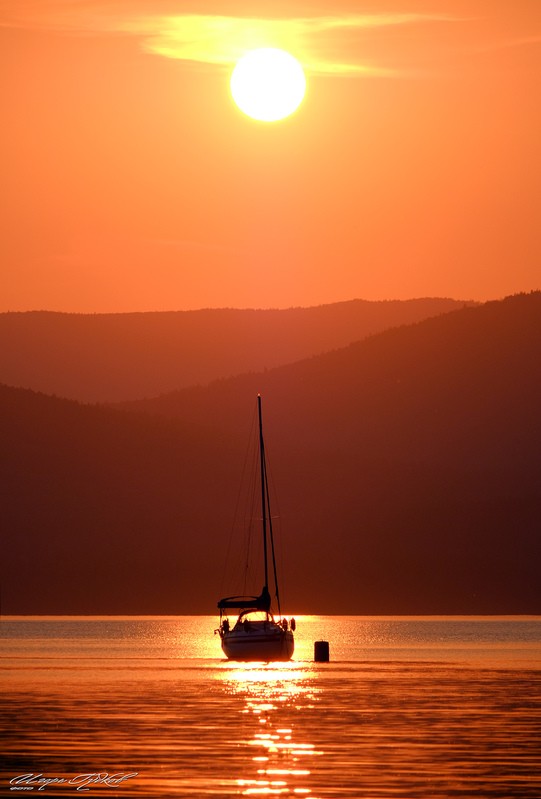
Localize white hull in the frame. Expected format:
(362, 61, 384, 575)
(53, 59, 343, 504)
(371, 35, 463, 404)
(221, 622, 294, 661)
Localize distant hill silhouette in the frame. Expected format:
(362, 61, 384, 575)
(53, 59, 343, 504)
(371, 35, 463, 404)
(0, 298, 470, 402)
(1, 292, 539, 615)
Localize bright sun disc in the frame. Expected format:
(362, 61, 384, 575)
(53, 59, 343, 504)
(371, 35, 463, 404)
(230, 48, 306, 122)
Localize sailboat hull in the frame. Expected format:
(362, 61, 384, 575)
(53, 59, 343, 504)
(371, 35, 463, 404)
(221, 621, 294, 661)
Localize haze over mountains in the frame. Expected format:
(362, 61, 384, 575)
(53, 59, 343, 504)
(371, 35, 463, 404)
(0, 298, 469, 402)
(1, 292, 539, 615)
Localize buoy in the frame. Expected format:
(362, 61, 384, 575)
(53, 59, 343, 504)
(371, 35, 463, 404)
(314, 640, 330, 662)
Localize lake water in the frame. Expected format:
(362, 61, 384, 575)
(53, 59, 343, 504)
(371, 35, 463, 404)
(1, 616, 540, 797)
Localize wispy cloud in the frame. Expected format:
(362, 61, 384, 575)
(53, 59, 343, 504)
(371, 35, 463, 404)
(474, 34, 541, 53)
(123, 14, 456, 75)
(0, 5, 462, 76)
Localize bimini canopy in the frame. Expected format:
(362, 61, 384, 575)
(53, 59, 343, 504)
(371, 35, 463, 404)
(218, 585, 271, 612)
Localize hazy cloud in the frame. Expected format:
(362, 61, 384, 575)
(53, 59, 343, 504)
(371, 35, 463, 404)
(123, 14, 456, 75)
(0, 5, 462, 76)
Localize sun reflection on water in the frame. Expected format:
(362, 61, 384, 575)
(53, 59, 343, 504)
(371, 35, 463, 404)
(216, 662, 322, 796)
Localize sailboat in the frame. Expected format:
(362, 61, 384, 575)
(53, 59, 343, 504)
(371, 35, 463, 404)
(216, 395, 295, 661)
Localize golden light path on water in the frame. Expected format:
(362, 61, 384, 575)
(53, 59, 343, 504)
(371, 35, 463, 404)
(2, 617, 541, 797)
(216, 662, 322, 796)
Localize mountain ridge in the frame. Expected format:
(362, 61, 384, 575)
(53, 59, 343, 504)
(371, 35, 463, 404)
(1, 292, 539, 615)
(0, 297, 473, 402)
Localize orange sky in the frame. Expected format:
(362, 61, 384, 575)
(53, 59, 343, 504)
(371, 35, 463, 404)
(1, 1, 539, 312)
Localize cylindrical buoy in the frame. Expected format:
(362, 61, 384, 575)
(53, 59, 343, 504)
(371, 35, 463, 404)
(314, 640, 330, 662)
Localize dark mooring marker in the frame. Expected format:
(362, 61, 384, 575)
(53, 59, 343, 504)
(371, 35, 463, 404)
(314, 640, 330, 662)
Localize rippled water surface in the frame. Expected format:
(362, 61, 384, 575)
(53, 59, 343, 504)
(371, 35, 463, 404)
(1, 617, 540, 797)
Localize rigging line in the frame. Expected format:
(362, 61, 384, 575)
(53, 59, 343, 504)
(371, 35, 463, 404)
(265, 465, 282, 618)
(219, 402, 258, 597)
(242, 436, 260, 594)
(266, 455, 287, 611)
(261, 435, 287, 616)
(258, 394, 269, 591)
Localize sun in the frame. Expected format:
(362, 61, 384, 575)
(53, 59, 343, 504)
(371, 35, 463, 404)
(230, 48, 306, 122)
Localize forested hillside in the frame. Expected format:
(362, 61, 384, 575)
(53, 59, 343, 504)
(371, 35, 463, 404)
(0, 298, 470, 401)
(2, 293, 539, 614)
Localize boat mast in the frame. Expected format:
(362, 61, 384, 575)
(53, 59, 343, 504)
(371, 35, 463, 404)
(258, 394, 269, 594)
